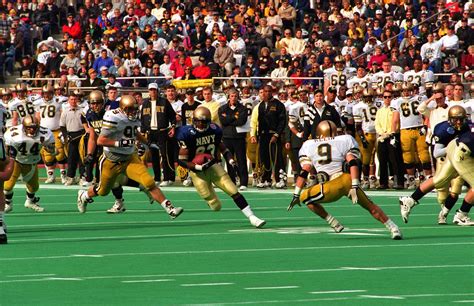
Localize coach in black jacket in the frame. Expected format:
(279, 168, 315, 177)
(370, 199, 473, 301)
(250, 85, 287, 187)
(140, 83, 177, 183)
(303, 88, 342, 140)
(218, 89, 249, 188)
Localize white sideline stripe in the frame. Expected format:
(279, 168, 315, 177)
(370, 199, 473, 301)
(1, 264, 473, 283)
(333, 232, 384, 236)
(360, 295, 405, 300)
(340, 267, 381, 271)
(1, 242, 473, 262)
(188, 297, 353, 305)
(71, 254, 104, 258)
(181, 283, 234, 287)
(309, 290, 367, 294)
(244, 286, 298, 290)
(7, 274, 56, 278)
(453, 300, 474, 303)
(46, 277, 82, 281)
(122, 279, 174, 283)
(12, 184, 439, 197)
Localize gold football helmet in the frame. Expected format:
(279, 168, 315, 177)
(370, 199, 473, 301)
(119, 95, 139, 121)
(23, 115, 39, 137)
(315, 120, 337, 139)
(221, 80, 234, 91)
(16, 83, 27, 98)
(42, 85, 53, 101)
(432, 83, 444, 93)
(1, 88, 12, 100)
(193, 106, 211, 132)
(334, 55, 345, 71)
(89, 90, 105, 113)
(240, 80, 253, 88)
(362, 88, 375, 104)
(448, 105, 467, 130)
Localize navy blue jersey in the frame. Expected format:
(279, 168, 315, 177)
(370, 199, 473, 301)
(458, 130, 474, 157)
(105, 99, 120, 111)
(176, 124, 223, 160)
(84, 109, 105, 134)
(432, 121, 470, 146)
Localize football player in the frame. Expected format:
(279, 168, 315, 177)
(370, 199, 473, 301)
(353, 88, 379, 189)
(176, 107, 266, 228)
(288, 120, 402, 239)
(372, 60, 403, 88)
(76, 95, 183, 219)
(392, 82, 432, 188)
(347, 65, 372, 90)
(403, 59, 434, 96)
(0, 88, 13, 129)
(36, 85, 67, 184)
(4, 116, 55, 213)
(10, 84, 37, 126)
(400, 106, 472, 225)
(324, 55, 355, 95)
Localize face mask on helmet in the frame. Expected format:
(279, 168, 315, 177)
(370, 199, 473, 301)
(193, 107, 211, 132)
(448, 106, 467, 131)
(23, 117, 39, 137)
(122, 105, 139, 121)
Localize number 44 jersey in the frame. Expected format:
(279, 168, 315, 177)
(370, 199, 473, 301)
(4, 125, 55, 164)
(176, 124, 223, 161)
(299, 135, 359, 178)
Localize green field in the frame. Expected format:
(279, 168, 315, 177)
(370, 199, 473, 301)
(1, 185, 473, 305)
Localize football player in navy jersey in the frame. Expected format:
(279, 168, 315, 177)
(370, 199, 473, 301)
(400, 106, 474, 225)
(176, 107, 266, 228)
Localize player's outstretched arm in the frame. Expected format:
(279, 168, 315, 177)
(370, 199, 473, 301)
(288, 164, 311, 211)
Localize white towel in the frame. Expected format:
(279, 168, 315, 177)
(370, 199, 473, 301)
(150, 100, 158, 130)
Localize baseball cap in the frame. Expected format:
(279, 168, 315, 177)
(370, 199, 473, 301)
(88, 68, 96, 74)
(100, 66, 108, 71)
(186, 88, 195, 95)
(148, 83, 158, 90)
(347, 88, 353, 95)
(376, 9, 382, 14)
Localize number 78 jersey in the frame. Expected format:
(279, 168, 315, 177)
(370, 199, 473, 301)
(35, 98, 62, 130)
(299, 135, 359, 177)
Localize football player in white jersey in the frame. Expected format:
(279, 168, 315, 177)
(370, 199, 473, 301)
(403, 59, 434, 96)
(391, 82, 432, 188)
(323, 55, 355, 95)
(76, 95, 184, 219)
(53, 84, 68, 105)
(35, 85, 67, 184)
(3, 116, 55, 213)
(0, 89, 13, 129)
(372, 60, 403, 88)
(347, 66, 372, 90)
(10, 84, 37, 126)
(287, 120, 402, 239)
(353, 88, 380, 189)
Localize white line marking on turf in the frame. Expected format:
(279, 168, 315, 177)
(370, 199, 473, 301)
(71, 254, 104, 258)
(121, 279, 174, 283)
(1, 265, 472, 284)
(245, 286, 298, 290)
(340, 267, 381, 271)
(1, 242, 473, 261)
(7, 274, 56, 278)
(45, 277, 83, 281)
(453, 300, 474, 303)
(181, 283, 234, 287)
(332, 232, 385, 236)
(309, 290, 367, 294)
(359, 295, 405, 300)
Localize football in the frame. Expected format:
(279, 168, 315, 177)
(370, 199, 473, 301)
(192, 153, 213, 165)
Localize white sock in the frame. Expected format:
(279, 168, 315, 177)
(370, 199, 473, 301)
(241, 206, 254, 218)
(384, 219, 397, 230)
(0, 211, 4, 221)
(160, 199, 171, 209)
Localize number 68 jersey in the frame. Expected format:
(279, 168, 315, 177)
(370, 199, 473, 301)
(299, 135, 359, 177)
(4, 125, 55, 164)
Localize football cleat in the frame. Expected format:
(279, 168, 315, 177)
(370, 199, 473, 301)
(256, 181, 271, 189)
(0, 221, 7, 244)
(239, 185, 247, 191)
(249, 215, 266, 228)
(390, 226, 403, 240)
(159, 181, 174, 187)
(107, 199, 126, 214)
(64, 177, 75, 186)
(438, 207, 450, 225)
(182, 177, 193, 187)
(369, 176, 377, 189)
(60, 173, 68, 184)
(453, 210, 474, 226)
(4, 203, 12, 213)
(399, 196, 417, 223)
(361, 179, 369, 190)
(406, 178, 417, 190)
(327, 215, 344, 233)
(45, 175, 56, 184)
(275, 181, 286, 189)
(162, 201, 183, 219)
(77, 190, 93, 213)
(24, 197, 44, 212)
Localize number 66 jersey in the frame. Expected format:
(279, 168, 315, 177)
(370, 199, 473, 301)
(299, 134, 359, 178)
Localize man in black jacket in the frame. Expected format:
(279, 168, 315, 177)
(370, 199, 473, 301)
(140, 83, 177, 184)
(81, 68, 106, 89)
(250, 85, 287, 188)
(303, 88, 342, 140)
(218, 89, 249, 190)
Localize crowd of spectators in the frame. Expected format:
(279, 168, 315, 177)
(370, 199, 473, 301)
(0, 0, 472, 87)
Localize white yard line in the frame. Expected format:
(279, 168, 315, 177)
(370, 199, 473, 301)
(121, 279, 174, 283)
(1, 242, 472, 262)
(6, 274, 56, 278)
(181, 283, 234, 287)
(309, 290, 367, 294)
(244, 286, 299, 290)
(360, 295, 405, 299)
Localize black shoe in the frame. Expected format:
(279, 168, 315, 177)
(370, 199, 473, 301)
(0, 234, 7, 244)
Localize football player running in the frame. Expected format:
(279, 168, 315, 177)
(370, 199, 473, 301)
(400, 106, 474, 225)
(288, 120, 402, 240)
(4, 116, 55, 213)
(0, 101, 14, 244)
(176, 107, 266, 228)
(36, 85, 67, 184)
(77, 95, 183, 219)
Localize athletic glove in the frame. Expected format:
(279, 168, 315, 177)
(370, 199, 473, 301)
(347, 179, 360, 204)
(137, 143, 147, 156)
(194, 158, 216, 172)
(389, 134, 398, 148)
(229, 159, 239, 174)
(360, 134, 369, 148)
(287, 194, 301, 211)
(84, 154, 94, 165)
(419, 126, 427, 136)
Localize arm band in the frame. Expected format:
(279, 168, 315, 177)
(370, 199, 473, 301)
(222, 149, 233, 162)
(347, 159, 359, 168)
(299, 169, 309, 179)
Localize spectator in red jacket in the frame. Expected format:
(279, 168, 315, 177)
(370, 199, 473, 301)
(62, 13, 82, 40)
(192, 56, 211, 79)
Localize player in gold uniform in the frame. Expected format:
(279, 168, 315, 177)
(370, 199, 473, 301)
(76, 95, 183, 219)
(288, 120, 402, 239)
(4, 116, 55, 213)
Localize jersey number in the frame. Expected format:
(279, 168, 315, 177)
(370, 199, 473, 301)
(400, 101, 420, 117)
(196, 144, 216, 156)
(317, 143, 332, 165)
(40, 105, 56, 118)
(331, 74, 346, 86)
(362, 107, 377, 122)
(16, 102, 36, 117)
(17, 142, 39, 156)
(124, 126, 137, 138)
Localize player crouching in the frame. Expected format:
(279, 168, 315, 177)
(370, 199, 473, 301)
(4, 116, 55, 213)
(288, 120, 402, 240)
(176, 107, 266, 228)
(77, 95, 183, 219)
